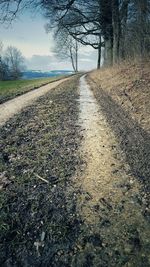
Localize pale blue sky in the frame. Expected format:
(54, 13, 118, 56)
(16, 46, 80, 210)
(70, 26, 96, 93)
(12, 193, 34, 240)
(0, 12, 98, 71)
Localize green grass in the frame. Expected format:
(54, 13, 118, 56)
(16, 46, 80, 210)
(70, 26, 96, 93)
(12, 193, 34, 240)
(0, 76, 64, 103)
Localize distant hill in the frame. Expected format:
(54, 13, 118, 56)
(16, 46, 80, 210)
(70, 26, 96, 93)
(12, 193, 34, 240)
(22, 70, 73, 79)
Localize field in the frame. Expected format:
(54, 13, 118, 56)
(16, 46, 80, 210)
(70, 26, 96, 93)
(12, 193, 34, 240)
(0, 77, 64, 103)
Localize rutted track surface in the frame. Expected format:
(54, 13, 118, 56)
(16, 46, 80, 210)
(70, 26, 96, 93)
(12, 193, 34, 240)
(0, 75, 150, 266)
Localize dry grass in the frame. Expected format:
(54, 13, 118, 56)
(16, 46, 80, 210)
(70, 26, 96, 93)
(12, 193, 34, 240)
(87, 61, 150, 216)
(89, 61, 150, 132)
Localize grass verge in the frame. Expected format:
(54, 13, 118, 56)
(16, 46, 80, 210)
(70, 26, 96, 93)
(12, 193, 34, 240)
(88, 62, 150, 189)
(0, 76, 66, 104)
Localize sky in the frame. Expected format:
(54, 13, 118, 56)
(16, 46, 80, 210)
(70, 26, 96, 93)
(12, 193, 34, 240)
(0, 12, 98, 71)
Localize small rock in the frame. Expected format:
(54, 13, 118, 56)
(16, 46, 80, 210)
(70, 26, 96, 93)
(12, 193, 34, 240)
(0, 172, 11, 189)
(142, 198, 147, 205)
(41, 231, 45, 242)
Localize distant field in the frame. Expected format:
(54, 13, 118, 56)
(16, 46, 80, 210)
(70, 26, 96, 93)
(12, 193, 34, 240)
(0, 77, 64, 103)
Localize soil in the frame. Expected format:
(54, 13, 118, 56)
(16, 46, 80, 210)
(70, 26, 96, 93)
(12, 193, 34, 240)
(0, 66, 150, 267)
(0, 76, 83, 266)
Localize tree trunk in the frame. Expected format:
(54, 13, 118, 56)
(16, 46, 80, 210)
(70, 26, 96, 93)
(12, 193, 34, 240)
(136, 0, 148, 59)
(70, 47, 76, 72)
(120, 0, 129, 59)
(112, 0, 120, 64)
(75, 40, 78, 72)
(104, 38, 113, 66)
(97, 35, 101, 69)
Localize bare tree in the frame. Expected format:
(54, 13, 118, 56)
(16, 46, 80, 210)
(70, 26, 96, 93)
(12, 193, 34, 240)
(45, 0, 104, 68)
(4, 46, 25, 80)
(53, 28, 79, 72)
(0, 41, 4, 80)
(0, 41, 9, 80)
(0, 41, 3, 55)
(133, 0, 150, 59)
(0, 0, 150, 67)
(119, 0, 150, 60)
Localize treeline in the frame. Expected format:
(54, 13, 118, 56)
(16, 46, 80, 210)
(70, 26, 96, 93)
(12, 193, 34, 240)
(0, 42, 24, 81)
(0, 0, 150, 69)
(44, 0, 150, 68)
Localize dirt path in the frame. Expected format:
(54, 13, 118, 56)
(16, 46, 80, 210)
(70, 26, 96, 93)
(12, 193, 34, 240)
(0, 75, 149, 266)
(77, 76, 133, 222)
(0, 77, 70, 126)
(74, 76, 150, 266)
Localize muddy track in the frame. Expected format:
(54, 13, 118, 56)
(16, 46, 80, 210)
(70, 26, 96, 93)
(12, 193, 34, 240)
(0, 77, 71, 126)
(0, 75, 150, 266)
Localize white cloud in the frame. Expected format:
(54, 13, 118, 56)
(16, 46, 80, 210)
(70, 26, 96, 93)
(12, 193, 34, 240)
(79, 46, 95, 56)
(80, 58, 94, 62)
(25, 53, 97, 71)
(25, 55, 73, 71)
(2, 40, 54, 58)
